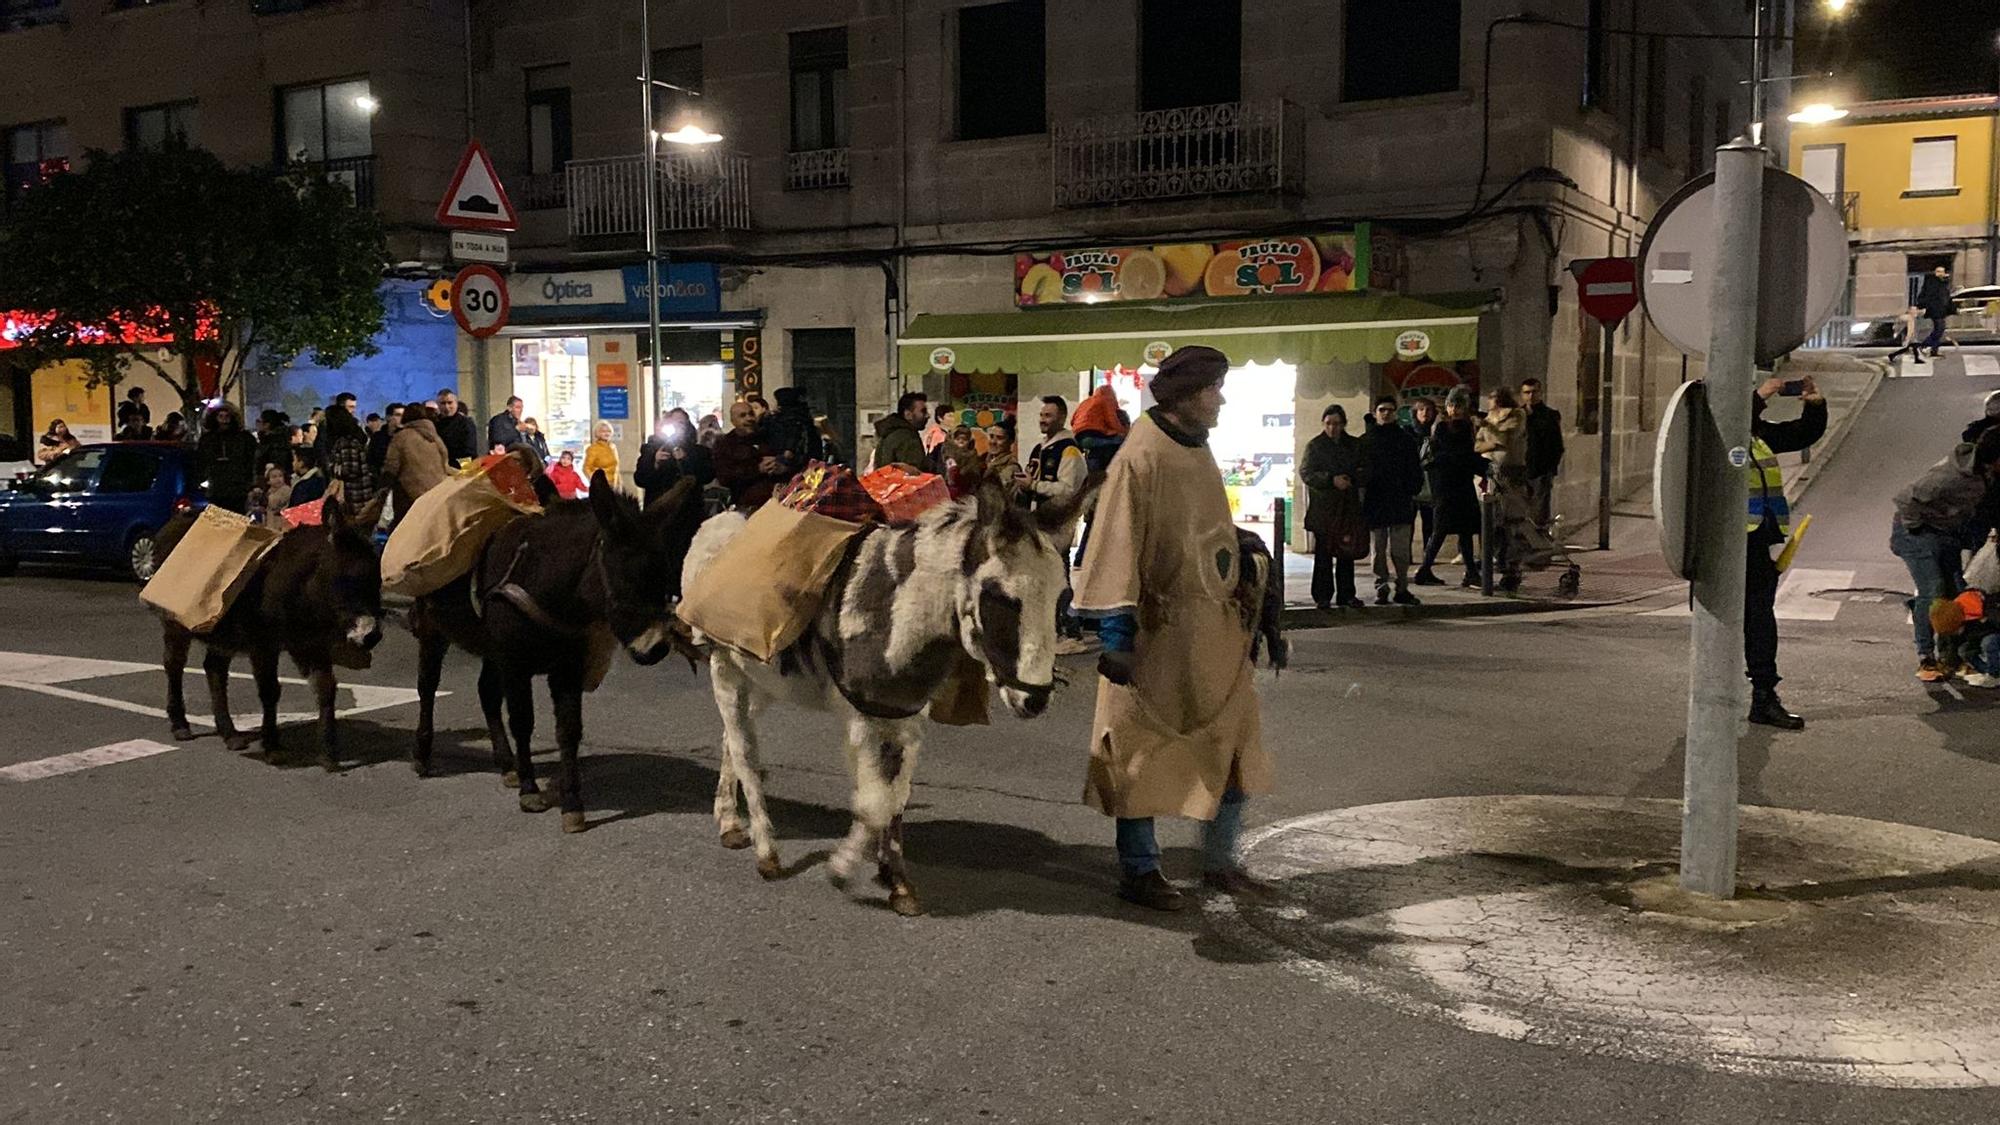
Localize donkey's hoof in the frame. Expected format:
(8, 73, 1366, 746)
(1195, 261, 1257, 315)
(519, 791, 553, 814)
(502, 771, 519, 789)
(170, 725, 197, 743)
(888, 891, 925, 917)
(412, 760, 434, 778)
(224, 733, 257, 753)
(561, 811, 588, 834)
(719, 827, 752, 850)
(319, 756, 340, 774)
(756, 854, 784, 880)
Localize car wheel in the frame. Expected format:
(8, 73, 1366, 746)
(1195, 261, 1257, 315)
(128, 529, 160, 582)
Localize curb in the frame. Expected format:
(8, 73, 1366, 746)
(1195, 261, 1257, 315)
(1278, 595, 1612, 629)
(1785, 359, 1886, 504)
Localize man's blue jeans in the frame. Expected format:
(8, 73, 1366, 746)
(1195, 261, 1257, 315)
(1116, 788, 1246, 878)
(1891, 522, 1962, 660)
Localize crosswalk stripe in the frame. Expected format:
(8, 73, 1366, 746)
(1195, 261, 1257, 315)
(0, 739, 177, 783)
(1641, 567, 1856, 620)
(1963, 355, 2000, 379)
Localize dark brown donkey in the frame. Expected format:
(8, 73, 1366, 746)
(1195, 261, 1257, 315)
(157, 497, 388, 769)
(408, 472, 704, 833)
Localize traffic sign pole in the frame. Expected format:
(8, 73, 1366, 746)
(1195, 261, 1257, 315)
(1599, 324, 1615, 551)
(1575, 257, 1638, 552)
(1682, 139, 1764, 901)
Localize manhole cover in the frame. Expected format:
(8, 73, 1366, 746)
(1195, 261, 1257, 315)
(1810, 586, 1909, 605)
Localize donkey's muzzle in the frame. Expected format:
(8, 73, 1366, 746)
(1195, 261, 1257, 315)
(348, 615, 383, 651)
(1001, 683, 1053, 719)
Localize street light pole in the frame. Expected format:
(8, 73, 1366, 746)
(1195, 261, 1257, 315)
(639, 0, 664, 434)
(1681, 0, 1770, 900)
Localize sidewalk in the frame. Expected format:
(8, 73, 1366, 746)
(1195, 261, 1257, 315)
(1276, 355, 1886, 628)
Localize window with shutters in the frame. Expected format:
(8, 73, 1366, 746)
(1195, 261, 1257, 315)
(1906, 137, 1957, 196)
(957, 0, 1046, 140)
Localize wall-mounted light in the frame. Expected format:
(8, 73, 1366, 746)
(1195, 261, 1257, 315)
(1786, 103, 1849, 125)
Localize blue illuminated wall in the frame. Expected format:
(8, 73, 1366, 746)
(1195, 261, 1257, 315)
(245, 280, 458, 420)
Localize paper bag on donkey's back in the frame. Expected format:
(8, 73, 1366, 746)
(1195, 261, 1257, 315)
(677, 503, 866, 662)
(380, 471, 539, 597)
(139, 506, 284, 632)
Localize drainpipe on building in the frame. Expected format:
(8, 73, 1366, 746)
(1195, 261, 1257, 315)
(1989, 80, 1999, 285)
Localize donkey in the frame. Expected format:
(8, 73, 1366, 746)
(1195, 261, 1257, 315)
(408, 472, 705, 833)
(683, 481, 1095, 916)
(157, 496, 387, 770)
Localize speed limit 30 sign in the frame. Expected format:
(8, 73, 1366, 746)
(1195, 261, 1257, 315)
(450, 265, 510, 338)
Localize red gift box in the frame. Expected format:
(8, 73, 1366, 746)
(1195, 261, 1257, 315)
(860, 465, 952, 524)
(279, 497, 326, 528)
(775, 461, 882, 524)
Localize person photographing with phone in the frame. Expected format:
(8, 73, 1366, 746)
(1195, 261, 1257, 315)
(635, 407, 714, 508)
(1743, 373, 1827, 730)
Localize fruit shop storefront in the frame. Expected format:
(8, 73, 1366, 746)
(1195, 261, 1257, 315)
(897, 249, 1490, 551)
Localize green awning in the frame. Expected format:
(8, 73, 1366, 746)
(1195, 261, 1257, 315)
(897, 291, 1494, 375)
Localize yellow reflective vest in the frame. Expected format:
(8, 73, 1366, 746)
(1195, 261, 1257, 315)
(1746, 437, 1789, 535)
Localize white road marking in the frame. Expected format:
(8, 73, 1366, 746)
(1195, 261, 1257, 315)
(1641, 567, 1853, 620)
(1963, 355, 2000, 378)
(0, 739, 178, 783)
(1897, 357, 1933, 378)
(0, 648, 437, 730)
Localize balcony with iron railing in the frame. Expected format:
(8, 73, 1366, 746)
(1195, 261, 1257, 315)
(786, 148, 850, 191)
(1051, 99, 1303, 209)
(1836, 190, 1860, 231)
(518, 171, 568, 211)
(300, 154, 376, 210)
(566, 151, 752, 238)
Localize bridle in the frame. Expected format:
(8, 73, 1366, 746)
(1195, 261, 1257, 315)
(483, 532, 664, 641)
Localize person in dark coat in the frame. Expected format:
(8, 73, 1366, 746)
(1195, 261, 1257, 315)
(433, 388, 479, 467)
(711, 400, 790, 511)
(1520, 377, 1565, 533)
(635, 407, 715, 508)
(254, 410, 294, 483)
(1915, 265, 1955, 359)
(196, 404, 260, 514)
(1359, 395, 1425, 606)
(1301, 403, 1366, 610)
(764, 386, 825, 474)
(1416, 389, 1485, 587)
(367, 403, 401, 471)
(1406, 398, 1439, 562)
(487, 396, 525, 452)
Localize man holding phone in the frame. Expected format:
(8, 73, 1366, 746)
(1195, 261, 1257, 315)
(1743, 373, 1827, 729)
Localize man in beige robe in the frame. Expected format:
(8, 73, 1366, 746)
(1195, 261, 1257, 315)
(1074, 345, 1273, 911)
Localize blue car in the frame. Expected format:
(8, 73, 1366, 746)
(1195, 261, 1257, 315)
(0, 443, 208, 581)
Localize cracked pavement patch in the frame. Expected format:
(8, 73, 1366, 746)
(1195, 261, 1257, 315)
(1210, 796, 2000, 1088)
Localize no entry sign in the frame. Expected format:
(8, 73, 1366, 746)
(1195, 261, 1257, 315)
(1576, 257, 1639, 326)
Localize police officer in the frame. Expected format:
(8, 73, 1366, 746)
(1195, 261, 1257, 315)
(1745, 374, 1826, 730)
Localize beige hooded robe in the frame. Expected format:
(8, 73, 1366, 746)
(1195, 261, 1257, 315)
(1072, 411, 1271, 820)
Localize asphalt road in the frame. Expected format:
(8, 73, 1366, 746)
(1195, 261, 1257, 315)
(3, 370, 1999, 1122)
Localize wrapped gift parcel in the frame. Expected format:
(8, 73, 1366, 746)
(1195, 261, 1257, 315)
(860, 465, 952, 524)
(139, 506, 285, 632)
(774, 461, 882, 524)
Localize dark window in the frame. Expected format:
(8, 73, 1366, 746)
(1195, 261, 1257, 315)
(1342, 0, 1461, 103)
(650, 45, 704, 133)
(1643, 39, 1666, 151)
(525, 66, 571, 176)
(1139, 0, 1240, 111)
(791, 329, 857, 461)
(1583, 0, 1607, 110)
(98, 450, 159, 494)
(957, 0, 1046, 140)
(36, 448, 102, 494)
(277, 78, 372, 163)
(1685, 74, 1708, 173)
(4, 119, 69, 202)
(790, 27, 849, 151)
(125, 101, 199, 152)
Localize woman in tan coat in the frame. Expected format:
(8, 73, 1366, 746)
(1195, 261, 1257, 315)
(1073, 345, 1272, 912)
(381, 404, 451, 524)
(1474, 386, 1530, 590)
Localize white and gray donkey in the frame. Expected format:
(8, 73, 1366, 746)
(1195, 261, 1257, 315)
(683, 481, 1095, 916)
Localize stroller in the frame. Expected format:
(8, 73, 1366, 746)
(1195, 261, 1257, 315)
(1487, 477, 1582, 597)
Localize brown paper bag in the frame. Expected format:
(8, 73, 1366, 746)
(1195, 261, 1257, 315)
(927, 650, 991, 727)
(678, 504, 867, 662)
(139, 507, 284, 632)
(381, 471, 538, 597)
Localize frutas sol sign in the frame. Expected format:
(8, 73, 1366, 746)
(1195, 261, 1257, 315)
(1016, 228, 1370, 306)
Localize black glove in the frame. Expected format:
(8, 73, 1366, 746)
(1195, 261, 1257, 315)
(1098, 650, 1136, 686)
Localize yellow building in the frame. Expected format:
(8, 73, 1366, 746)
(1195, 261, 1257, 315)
(1790, 94, 1999, 316)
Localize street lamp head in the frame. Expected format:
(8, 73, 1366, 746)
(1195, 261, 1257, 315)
(1824, 0, 1850, 13)
(660, 122, 723, 146)
(1787, 103, 1849, 125)
(354, 94, 380, 114)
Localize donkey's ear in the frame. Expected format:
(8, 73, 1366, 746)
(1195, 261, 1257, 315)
(354, 492, 388, 532)
(974, 480, 1010, 523)
(588, 475, 634, 534)
(1033, 471, 1104, 535)
(321, 494, 348, 530)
